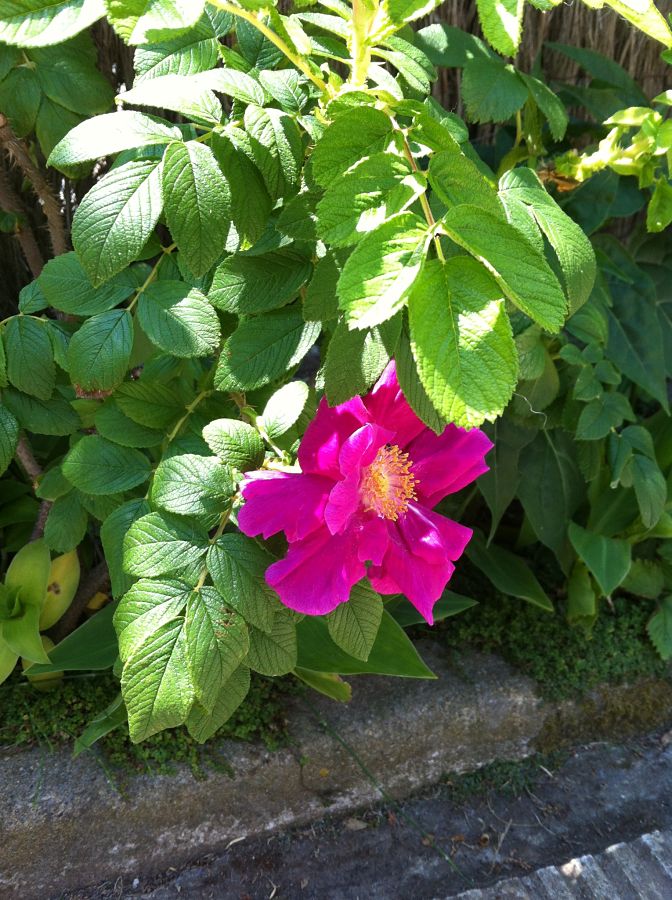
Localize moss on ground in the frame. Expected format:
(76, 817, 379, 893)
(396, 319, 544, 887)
(0, 671, 298, 777)
(434, 560, 668, 701)
(441, 750, 567, 803)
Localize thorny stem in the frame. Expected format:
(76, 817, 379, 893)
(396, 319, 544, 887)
(209, 1, 331, 97)
(125, 243, 175, 313)
(13, 434, 51, 539)
(49, 561, 110, 644)
(165, 388, 214, 445)
(0, 165, 44, 278)
(0, 114, 67, 257)
(398, 126, 445, 262)
(193, 507, 233, 593)
(350, 0, 376, 88)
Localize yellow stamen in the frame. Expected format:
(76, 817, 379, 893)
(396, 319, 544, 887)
(360, 444, 417, 521)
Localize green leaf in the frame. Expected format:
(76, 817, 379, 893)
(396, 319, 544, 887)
(648, 596, 672, 661)
(0, 68, 41, 137)
(74, 694, 127, 756)
(576, 392, 635, 440)
(326, 581, 383, 662)
(63, 435, 151, 495)
(209, 250, 312, 315)
(261, 381, 309, 440)
(303, 251, 341, 323)
(3, 389, 79, 436)
(386, 591, 477, 627)
(428, 143, 501, 217)
(647, 179, 672, 233)
(95, 401, 163, 448)
(44, 491, 88, 552)
(408, 257, 517, 428)
(115, 379, 186, 429)
(475, 0, 524, 56)
(0, 0, 105, 47)
(202, 419, 265, 472)
(133, 16, 220, 80)
(185, 665, 250, 742)
(162, 140, 231, 276)
(442, 205, 568, 332)
(466, 532, 554, 611)
(517, 430, 585, 555)
(120, 73, 222, 125)
(499, 169, 595, 314)
(185, 586, 249, 712)
(196, 67, 265, 106)
(48, 111, 181, 170)
(602, 0, 672, 48)
(416, 23, 493, 68)
(246, 614, 297, 676)
(122, 616, 193, 742)
(337, 213, 428, 330)
(566, 561, 598, 629)
(462, 56, 527, 123)
(243, 105, 303, 200)
(124, 511, 208, 577)
(296, 610, 435, 678)
(72, 158, 164, 286)
(568, 521, 631, 596)
(477, 418, 535, 540)
(105, 0, 205, 44)
(211, 133, 272, 247)
(100, 499, 149, 598)
(258, 68, 305, 112)
(311, 106, 394, 188)
(4, 316, 54, 401)
(520, 73, 568, 141)
(293, 668, 351, 703)
(395, 329, 445, 434)
(137, 281, 221, 357)
(28, 600, 119, 673)
(215, 307, 321, 392)
(317, 152, 425, 248)
(206, 534, 280, 633)
(67, 310, 133, 391)
(621, 558, 664, 599)
(38, 251, 136, 315)
(324, 315, 401, 406)
(152, 453, 234, 517)
(632, 455, 667, 528)
(0, 406, 19, 477)
(115, 577, 190, 661)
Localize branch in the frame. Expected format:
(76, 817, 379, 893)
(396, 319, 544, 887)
(14, 434, 42, 489)
(0, 113, 68, 256)
(49, 561, 110, 643)
(0, 164, 44, 278)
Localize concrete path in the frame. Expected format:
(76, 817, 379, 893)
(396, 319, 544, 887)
(453, 829, 672, 898)
(61, 730, 672, 899)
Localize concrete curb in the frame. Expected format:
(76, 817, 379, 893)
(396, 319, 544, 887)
(1, 641, 670, 899)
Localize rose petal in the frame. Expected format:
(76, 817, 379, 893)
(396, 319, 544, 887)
(298, 395, 370, 480)
(324, 424, 395, 535)
(365, 361, 425, 449)
(239, 471, 331, 542)
(407, 424, 493, 508)
(368, 502, 472, 624)
(266, 528, 365, 616)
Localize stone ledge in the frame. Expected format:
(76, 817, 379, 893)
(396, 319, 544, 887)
(1, 641, 670, 899)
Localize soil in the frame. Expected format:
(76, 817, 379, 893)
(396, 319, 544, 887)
(59, 728, 672, 900)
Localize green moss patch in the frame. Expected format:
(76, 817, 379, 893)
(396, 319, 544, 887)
(0, 671, 298, 777)
(434, 562, 668, 701)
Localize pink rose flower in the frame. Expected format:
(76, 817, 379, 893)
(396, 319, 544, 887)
(238, 362, 493, 624)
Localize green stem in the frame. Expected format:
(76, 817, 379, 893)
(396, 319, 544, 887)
(126, 243, 175, 314)
(209, 1, 330, 97)
(165, 387, 213, 445)
(350, 0, 375, 87)
(398, 126, 445, 262)
(194, 507, 233, 592)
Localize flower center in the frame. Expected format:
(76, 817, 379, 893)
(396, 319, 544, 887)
(360, 444, 417, 521)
